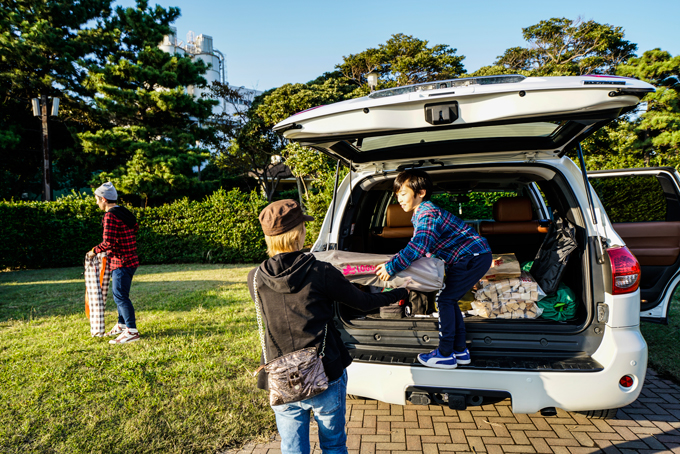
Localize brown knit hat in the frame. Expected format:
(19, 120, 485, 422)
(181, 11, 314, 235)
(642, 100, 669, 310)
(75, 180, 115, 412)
(258, 199, 314, 236)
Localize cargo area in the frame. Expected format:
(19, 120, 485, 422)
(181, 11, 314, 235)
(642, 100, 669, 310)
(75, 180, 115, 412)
(329, 165, 605, 364)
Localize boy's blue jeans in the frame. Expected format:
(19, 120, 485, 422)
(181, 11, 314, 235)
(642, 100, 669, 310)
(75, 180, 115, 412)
(271, 370, 348, 454)
(111, 266, 137, 330)
(437, 253, 493, 354)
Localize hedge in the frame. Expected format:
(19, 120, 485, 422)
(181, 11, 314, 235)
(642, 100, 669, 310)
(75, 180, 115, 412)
(0, 189, 269, 270)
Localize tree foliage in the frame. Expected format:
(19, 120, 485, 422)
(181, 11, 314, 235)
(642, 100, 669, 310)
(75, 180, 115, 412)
(0, 0, 117, 198)
(0, 0, 218, 204)
(206, 82, 287, 202)
(617, 49, 680, 161)
(336, 33, 466, 88)
(76, 1, 217, 205)
(494, 17, 637, 76)
(583, 49, 680, 170)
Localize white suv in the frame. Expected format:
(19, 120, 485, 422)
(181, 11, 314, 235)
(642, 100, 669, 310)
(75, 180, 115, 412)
(274, 75, 680, 417)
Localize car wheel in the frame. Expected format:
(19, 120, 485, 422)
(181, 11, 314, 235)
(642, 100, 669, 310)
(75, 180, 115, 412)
(575, 408, 619, 419)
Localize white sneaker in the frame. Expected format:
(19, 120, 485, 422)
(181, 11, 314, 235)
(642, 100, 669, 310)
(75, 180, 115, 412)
(109, 329, 140, 344)
(105, 323, 126, 336)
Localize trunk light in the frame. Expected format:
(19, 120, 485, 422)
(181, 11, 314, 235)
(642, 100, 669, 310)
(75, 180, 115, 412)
(607, 247, 640, 295)
(619, 375, 634, 388)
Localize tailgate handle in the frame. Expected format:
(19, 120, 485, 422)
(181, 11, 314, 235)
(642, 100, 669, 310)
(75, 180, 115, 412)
(424, 102, 458, 125)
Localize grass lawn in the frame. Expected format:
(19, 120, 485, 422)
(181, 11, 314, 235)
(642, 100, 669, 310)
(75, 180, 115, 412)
(0, 264, 274, 454)
(3, 264, 680, 453)
(641, 290, 680, 383)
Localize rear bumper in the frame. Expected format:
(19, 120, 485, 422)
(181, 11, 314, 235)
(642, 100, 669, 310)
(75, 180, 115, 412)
(346, 325, 647, 414)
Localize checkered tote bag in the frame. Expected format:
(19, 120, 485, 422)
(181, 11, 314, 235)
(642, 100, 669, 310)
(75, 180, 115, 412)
(84, 252, 111, 336)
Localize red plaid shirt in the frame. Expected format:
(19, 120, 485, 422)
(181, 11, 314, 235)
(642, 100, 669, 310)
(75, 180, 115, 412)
(93, 211, 139, 270)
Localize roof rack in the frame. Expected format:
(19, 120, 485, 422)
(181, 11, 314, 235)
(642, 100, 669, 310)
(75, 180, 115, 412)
(368, 75, 527, 99)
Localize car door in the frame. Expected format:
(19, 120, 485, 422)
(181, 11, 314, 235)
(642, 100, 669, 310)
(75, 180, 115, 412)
(589, 167, 680, 323)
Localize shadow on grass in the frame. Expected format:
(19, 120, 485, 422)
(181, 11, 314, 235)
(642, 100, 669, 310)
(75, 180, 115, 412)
(0, 265, 251, 323)
(0, 263, 256, 282)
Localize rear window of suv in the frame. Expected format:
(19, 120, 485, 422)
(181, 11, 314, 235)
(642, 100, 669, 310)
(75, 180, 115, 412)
(431, 191, 519, 220)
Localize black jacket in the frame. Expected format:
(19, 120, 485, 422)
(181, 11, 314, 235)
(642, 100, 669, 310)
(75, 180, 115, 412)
(247, 251, 408, 390)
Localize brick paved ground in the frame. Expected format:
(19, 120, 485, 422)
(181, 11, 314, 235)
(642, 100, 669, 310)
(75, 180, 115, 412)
(230, 369, 680, 454)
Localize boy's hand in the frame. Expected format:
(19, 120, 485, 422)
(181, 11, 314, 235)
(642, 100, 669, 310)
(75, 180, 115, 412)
(375, 263, 391, 281)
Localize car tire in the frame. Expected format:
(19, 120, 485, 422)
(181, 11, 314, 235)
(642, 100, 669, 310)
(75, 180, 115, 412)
(575, 408, 619, 419)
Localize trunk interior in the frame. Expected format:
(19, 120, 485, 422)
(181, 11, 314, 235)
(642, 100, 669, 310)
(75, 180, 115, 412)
(332, 164, 606, 371)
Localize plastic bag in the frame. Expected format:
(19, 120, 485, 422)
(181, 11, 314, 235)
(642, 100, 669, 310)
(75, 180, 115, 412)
(313, 250, 445, 293)
(475, 271, 546, 302)
(469, 271, 546, 320)
(531, 215, 577, 294)
(482, 253, 522, 280)
(470, 300, 543, 319)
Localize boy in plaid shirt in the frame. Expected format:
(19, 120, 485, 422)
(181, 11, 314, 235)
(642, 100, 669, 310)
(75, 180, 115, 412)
(376, 170, 492, 369)
(87, 182, 140, 344)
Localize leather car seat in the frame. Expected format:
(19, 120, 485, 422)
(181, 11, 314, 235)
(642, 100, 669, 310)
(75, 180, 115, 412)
(376, 204, 414, 238)
(480, 197, 549, 235)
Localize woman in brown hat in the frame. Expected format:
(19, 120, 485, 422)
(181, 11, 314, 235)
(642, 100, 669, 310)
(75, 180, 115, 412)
(248, 199, 408, 454)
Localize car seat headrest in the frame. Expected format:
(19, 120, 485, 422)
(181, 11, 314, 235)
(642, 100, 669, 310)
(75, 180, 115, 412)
(493, 197, 533, 222)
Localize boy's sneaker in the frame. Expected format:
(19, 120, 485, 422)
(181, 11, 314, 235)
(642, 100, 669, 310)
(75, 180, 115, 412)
(454, 348, 472, 365)
(417, 348, 458, 369)
(105, 323, 126, 336)
(109, 329, 140, 345)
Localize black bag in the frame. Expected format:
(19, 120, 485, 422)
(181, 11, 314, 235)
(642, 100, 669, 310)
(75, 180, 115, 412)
(380, 302, 404, 319)
(404, 290, 430, 316)
(531, 215, 577, 295)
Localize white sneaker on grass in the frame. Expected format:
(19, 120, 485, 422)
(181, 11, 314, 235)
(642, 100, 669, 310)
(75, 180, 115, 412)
(109, 329, 140, 345)
(105, 323, 126, 336)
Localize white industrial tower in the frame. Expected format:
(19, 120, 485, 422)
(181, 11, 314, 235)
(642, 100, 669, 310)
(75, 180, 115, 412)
(159, 28, 227, 114)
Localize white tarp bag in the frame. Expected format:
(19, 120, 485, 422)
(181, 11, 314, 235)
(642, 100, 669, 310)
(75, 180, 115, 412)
(84, 252, 110, 337)
(313, 250, 445, 292)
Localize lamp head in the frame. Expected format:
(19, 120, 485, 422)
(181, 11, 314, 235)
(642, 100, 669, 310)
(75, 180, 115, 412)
(50, 98, 59, 117)
(31, 98, 40, 116)
(366, 71, 379, 92)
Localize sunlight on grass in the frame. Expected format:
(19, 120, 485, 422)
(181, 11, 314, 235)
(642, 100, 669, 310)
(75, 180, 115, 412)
(641, 287, 680, 383)
(0, 264, 275, 454)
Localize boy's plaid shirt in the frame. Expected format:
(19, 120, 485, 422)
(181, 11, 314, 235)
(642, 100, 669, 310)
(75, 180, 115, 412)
(93, 212, 139, 270)
(385, 200, 491, 276)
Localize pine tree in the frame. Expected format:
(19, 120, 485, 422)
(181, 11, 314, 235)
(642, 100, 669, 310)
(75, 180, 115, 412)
(78, 1, 218, 205)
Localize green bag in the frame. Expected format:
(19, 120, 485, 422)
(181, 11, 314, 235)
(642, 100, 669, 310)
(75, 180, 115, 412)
(536, 283, 577, 321)
(521, 261, 577, 321)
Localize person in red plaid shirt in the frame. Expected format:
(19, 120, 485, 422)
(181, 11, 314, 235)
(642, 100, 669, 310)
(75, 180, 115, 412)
(376, 170, 492, 369)
(87, 182, 141, 344)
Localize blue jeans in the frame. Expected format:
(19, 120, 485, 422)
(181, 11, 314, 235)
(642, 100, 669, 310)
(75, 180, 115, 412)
(437, 253, 493, 354)
(272, 370, 348, 454)
(111, 267, 137, 329)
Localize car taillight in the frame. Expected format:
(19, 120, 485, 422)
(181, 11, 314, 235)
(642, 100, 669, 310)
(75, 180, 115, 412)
(607, 246, 641, 295)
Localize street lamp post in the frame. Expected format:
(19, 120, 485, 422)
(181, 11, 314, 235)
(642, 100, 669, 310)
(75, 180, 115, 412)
(32, 95, 59, 201)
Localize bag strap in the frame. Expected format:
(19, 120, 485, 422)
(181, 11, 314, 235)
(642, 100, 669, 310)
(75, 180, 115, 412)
(254, 267, 288, 361)
(252, 268, 328, 368)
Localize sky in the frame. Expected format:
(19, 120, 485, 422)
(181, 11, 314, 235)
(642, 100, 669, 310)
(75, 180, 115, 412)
(117, 0, 680, 91)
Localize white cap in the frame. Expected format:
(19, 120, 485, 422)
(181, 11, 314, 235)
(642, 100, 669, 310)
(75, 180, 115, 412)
(94, 182, 118, 201)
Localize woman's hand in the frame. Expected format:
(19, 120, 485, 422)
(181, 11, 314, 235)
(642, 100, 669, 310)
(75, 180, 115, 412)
(398, 277, 412, 294)
(375, 263, 391, 281)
